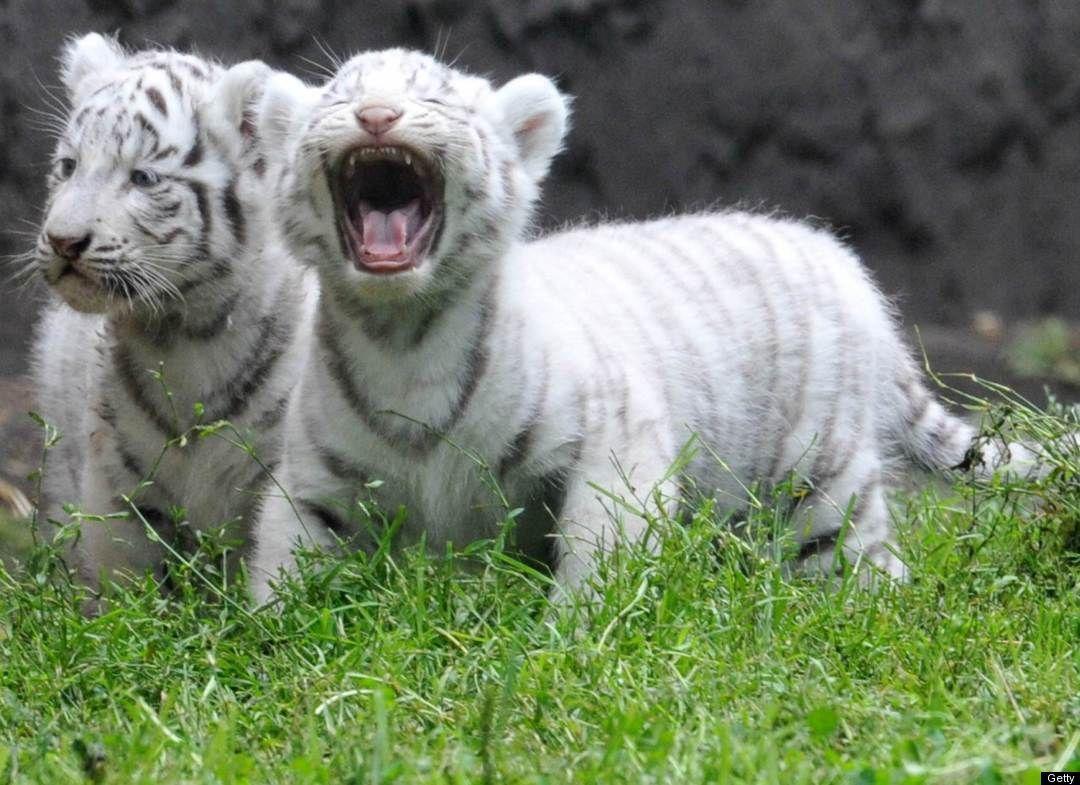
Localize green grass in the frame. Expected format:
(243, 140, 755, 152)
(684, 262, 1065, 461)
(0, 398, 1077, 784)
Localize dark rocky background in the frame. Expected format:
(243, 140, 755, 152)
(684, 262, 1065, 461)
(1, 1, 1078, 405)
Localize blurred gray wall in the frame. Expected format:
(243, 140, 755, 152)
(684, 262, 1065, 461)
(2, 0, 1079, 376)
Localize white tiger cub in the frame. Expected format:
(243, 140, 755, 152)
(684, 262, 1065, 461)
(31, 34, 315, 596)
(247, 49, 1041, 603)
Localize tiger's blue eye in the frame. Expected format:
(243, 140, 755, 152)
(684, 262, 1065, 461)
(56, 158, 76, 179)
(131, 169, 159, 188)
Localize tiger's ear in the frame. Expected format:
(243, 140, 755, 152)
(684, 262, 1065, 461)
(61, 33, 125, 101)
(202, 60, 273, 157)
(255, 71, 320, 159)
(493, 74, 570, 182)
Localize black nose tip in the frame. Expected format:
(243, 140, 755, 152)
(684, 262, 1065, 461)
(47, 232, 92, 261)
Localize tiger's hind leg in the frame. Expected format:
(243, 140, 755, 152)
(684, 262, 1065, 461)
(791, 448, 904, 582)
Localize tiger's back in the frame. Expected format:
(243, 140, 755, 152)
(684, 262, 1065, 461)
(512, 211, 907, 499)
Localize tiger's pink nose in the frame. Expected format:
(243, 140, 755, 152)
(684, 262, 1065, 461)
(47, 232, 92, 261)
(355, 105, 402, 136)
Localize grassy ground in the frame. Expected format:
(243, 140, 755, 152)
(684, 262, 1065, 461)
(0, 401, 1077, 784)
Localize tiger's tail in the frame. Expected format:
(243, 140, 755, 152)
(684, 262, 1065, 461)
(892, 374, 1056, 481)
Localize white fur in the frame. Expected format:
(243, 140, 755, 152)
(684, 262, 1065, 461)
(257, 71, 320, 155)
(32, 40, 315, 597)
(61, 33, 126, 104)
(248, 49, 1037, 603)
(490, 74, 570, 180)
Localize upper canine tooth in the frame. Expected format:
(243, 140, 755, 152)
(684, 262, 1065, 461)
(404, 152, 412, 166)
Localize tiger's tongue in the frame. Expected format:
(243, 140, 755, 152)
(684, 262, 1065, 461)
(359, 199, 422, 257)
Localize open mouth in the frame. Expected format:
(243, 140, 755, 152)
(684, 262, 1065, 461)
(335, 146, 443, 275)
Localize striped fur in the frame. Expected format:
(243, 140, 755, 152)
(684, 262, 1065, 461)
(31, 35, 315, 595)
(248, 50, 1042, 602)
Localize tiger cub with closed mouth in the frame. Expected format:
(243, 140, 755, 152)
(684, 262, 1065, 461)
(31, 34, 315, 598)
(247, 48, 1034, 602)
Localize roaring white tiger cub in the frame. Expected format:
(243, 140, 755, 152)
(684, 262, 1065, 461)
(31, 34, 315, 596)
(247, 48, 1038, 602)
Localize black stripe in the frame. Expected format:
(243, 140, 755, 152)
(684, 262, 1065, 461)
(134, 112, 160, 153)
(166, 67, 184, 95)
(174, 58, 209, 81)
(498, 425, 536, 480)
(319, 282, 494, 454)
(146, 87, 168, 117)
(240, 109, 257, 140)
(317, 446, 371, 483)
(439, 291, 492, 431)
(112, 438, 179, 505)
(161, 228, 184, 246)
(189, 180, 211, 256)
(222, 178, 245, 246)
(252, 395, 291, 432)
(178, 257, 231, 295)
(112, 346, 178, 438)
(183, 137, 203, 168)
(203, 303, 291, 423)
(116, 440, 147, 481)
(318, 315, 377, 424)
(300, 500, 349, 538)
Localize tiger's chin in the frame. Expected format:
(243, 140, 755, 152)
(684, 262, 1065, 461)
(48, 266, 113, 314)
(322, 255, 429, 305)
